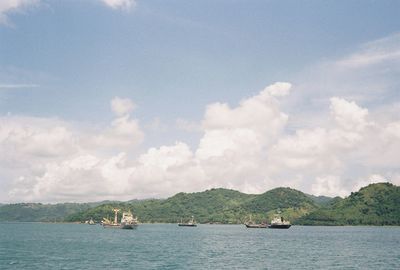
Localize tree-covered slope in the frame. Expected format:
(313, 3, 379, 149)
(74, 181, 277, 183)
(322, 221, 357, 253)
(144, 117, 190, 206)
(297, 183, 400, 225)
(240, 187, 319, 222)
(0, 203, 95, 222)
(134, 188, 256, 223)
(65, 187, 318, 224)
(2, 183, 398, 225)
(65, 188, 256, 224)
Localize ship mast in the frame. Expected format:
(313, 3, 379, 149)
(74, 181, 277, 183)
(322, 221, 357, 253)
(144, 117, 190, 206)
(113, 208, 120, 224)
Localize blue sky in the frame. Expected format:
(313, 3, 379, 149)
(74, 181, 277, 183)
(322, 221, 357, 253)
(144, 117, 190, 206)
(1, 0, 400, 202)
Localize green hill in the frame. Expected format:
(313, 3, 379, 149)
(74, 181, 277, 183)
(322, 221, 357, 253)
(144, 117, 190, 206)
(240, 187, 318, 222)
(297, 183, 400, 225)
(306, 194, 336, 206)
(65, 188, 256, 224)
(64, 187, 319, 224)
(133, 188, 256, 223)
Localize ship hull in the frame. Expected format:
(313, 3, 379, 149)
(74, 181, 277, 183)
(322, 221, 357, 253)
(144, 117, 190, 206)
(178, 224, 197, 227)
(245, 224, 267, 228)
(121, 223, 138, 229)
(268, 224, 291, 229)
(102, 223, 138, 229)
(102, 224, 121, 229)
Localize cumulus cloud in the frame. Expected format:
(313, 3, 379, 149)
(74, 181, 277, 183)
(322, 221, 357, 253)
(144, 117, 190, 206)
(0, 97, 145, 202)
(4, 84, 293, 201)
(101, 0, 136, 11)
(330, 97, 369, 131)
(4, 80, 400, 202)
(91, 97, 144, 150)
(200, 81, 290, 146)
(264, 82, 292, 97)
(193, 82, 291, 193)
(111, 96, 135, 116)
(0, 116, 78, 160)
(92, 115, 144, 150)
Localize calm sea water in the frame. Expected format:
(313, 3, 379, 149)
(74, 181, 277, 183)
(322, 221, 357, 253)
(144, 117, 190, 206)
(0, 223, 399, 269)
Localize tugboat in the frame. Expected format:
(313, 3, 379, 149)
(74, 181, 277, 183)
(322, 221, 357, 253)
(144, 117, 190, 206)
(268, 214, 291, 229)
(178, 216, 197, 227)
(244, 215, 267, 228)
(102, 208, 138, 229)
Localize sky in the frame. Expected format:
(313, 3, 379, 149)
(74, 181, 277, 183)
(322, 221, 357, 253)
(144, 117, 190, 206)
(1, 0, 400, 203)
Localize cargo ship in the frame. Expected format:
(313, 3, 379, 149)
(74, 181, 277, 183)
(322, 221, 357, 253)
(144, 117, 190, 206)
(102, 208, 138, 229)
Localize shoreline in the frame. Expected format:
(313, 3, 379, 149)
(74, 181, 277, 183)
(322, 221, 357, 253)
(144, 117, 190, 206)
(0, 221, 399, 227)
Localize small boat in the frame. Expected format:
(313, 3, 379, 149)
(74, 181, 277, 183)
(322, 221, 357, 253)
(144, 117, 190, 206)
(268, 215, 291, 229)
(88, 218, 95, 225)
(245, 223, 268, 228)
(178, 216, 197, 227)
(244, 215, 267, 228)
(102, 208, 138, 229)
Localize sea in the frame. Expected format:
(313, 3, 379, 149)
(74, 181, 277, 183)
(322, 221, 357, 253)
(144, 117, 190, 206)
(0, 223, 399, 269)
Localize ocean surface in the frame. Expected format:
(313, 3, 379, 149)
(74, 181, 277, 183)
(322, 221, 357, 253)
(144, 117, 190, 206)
(0, 223, 399, 269)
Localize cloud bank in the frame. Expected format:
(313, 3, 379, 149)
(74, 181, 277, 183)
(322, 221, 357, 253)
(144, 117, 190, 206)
(2, 80, 400, 202)
(2, 33, 400, 203)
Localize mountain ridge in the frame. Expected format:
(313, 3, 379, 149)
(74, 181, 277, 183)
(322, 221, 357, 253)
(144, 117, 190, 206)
(1, 183, 398, 225)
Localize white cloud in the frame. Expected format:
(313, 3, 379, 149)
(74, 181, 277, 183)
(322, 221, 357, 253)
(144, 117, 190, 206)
(336, 33, 400, 68)
(267, 97, 375, 190)
(4, 81, 400, 202)
(93, 97, 143, 150)
(311, 175, 348, 197)
(0, 116, 78, 159)
(0, 97, 145, 202)
(175, 118, 201, 132)
(111, 96, 135, 116)
(264, 82, 292, 97)
(330, 97, 369, 131)
(93, 115, 144, 150)
(0, 0, 39, 25)
(287, 33, 400, 126)
(101, 0, 136, 11)
(201, 82, 290, 144)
